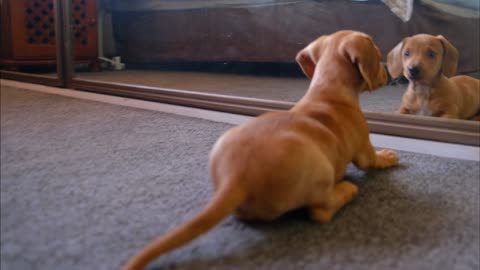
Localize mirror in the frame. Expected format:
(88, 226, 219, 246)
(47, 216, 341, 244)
(0, 0, 59, 80)
(72, 1, 479, 122)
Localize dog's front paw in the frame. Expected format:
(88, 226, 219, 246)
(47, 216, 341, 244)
(375, 149, 399, 168)
(398, 107, 410, 114)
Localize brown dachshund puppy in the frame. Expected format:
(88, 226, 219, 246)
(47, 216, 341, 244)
(122, 30, 399, 270)
(387, 34, 480, 119)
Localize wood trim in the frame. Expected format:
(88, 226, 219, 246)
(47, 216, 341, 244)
(0, 59, 90, 66)
(71, 78, 480, 146)
(1, 1, 13, 59)
(364, 111, 480, 132)
(367, 120, 479, 146)
(0, 70, 61, 87)
(55, 0, 74, 88)
(71, 79, 288, 115)
(1, 59, 57, 65)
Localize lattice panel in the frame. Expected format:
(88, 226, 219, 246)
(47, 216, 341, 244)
(24, 0, 90, 46)
(72, 0, 89, 46)
(24, 0, 56, 45)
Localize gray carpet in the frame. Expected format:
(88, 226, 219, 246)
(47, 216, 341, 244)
(1, 86, 479, 270)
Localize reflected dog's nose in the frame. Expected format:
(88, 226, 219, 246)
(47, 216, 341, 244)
(407, 65, 421, 79)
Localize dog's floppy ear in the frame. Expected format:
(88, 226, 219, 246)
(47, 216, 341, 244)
(437, 35, 458, 77)
(387, 39, 405, 79)
(296, 47, 316, 80)
(342, 34, 384, 91)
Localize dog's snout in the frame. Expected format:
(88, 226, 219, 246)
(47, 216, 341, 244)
(407, 65, 421, 78)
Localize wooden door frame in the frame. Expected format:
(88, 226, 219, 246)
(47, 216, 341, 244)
(55, 0, 74, 87)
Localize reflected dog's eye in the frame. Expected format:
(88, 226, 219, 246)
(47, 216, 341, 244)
(426, 49, 436, 59)
(404, 50, 410, 57)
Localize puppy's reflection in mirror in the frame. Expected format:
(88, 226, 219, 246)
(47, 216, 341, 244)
(386, 34, 480, 120)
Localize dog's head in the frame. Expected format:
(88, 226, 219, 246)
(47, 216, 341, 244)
(296, 30, 387, 92)
(387, 34, 459, 83)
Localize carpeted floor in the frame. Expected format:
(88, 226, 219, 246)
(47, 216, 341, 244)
(1, 86, 479, 270)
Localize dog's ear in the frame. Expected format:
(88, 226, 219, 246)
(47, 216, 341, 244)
(437, 35, 458, 77)
(387, 39, 405, 79)
(296, 47, 316, 80)
(342, 34, 384, 91)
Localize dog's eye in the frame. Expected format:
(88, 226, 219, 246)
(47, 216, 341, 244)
(404, 50, 410, 58)
(426, 50, 436, 59)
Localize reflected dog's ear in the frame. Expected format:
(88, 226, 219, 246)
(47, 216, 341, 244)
(436, 35, 459, 77)
(341, 34, 385, 91)
(387, 38, 406, 79)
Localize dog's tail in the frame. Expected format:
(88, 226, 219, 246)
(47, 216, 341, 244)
(122, 181, 246, 270)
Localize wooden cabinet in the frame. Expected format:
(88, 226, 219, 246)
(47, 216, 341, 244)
(1, 0, 98, 70)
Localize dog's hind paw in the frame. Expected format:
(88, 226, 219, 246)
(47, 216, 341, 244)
(309, 182, 359, 224)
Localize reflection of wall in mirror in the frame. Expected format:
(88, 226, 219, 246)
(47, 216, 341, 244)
(98, 1, 479, 74)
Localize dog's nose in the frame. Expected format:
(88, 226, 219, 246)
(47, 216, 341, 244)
(407, 65, 421, 78)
